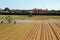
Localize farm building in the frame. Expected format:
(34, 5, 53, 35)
(31, 8, 48, 13)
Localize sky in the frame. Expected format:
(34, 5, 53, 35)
(0, 0, 60, 10)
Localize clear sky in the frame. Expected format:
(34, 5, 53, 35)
(0, 0, 60, 10)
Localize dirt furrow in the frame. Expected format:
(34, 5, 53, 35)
(1, 24, 25, 40)
(32, 23, 41, 40)
(47, 26, 53, 40)
(45, 21, 49, 40)
(40, 21, 45, 40)
(9, 23, 34, 40)
(49, 21, 60, 40)
(47, 21, 53, 40)
(19, 23, 37, 40)
(36, 22, 42, 40)
(0, 24, 15, 34)
(53, 20, 60, 26)
(43, 21, 46, 40)
(48, 22, 59, 40)
(19, 22, 42, 40)
(19, 26, 34, 40)
(28, 24, 38, 40)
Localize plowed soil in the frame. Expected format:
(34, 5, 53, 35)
(0, 19, 60, 40)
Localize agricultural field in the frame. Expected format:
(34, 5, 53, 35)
(0, 15, 60, 20)
(0, 15, 60, 40)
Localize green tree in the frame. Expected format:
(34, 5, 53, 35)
(4, 7, 10, 11)
(22, 10, 29, 13)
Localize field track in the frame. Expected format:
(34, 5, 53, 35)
(0, 19, 60, 40)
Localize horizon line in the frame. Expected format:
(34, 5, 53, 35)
(0, 7, 60, 10)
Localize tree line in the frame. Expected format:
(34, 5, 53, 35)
(0, 7, 60, 13)
(0, 7, 60, 16)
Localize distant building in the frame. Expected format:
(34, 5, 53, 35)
(0, 9, 2, 12)
(1, 11, 9, 13)
(31, 8, 48, 13)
